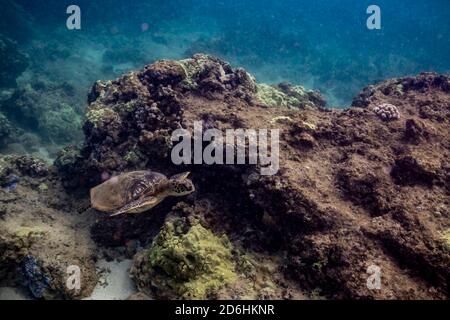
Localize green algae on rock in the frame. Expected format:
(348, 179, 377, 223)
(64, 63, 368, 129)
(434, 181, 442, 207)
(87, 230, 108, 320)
(443, 229, 450, 248)
(0, 155, 99, 299)
(0, 35, 29, 88)
(131, 218, 238, 299)
(1, 79, 83, 144)
(256, 83, 325, 109)
(85, 108, 120, 129)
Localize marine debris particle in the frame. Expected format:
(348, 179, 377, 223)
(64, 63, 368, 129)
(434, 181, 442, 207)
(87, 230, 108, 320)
(131, 218, 238, 299)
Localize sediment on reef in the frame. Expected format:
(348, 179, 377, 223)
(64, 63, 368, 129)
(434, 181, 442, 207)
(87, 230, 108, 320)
(2, 54, 448, 299)
(0, 156, 98, 299)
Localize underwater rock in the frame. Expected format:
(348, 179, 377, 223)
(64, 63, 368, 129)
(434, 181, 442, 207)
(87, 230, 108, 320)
(0, 155, 98, 299)
(67, 54, 258, 184)
(371, 103, 400, 121)
(404, 118, 430, 144)
(66, 54, 324, 186)
(1, 79, 83, 145)
(53, 145, 85, 187)
(391, 154, 441, 187)
(14, 156, 49, 177)
(0, 35, 29, 88)
(131, 217, 238, 299)
(47, 55, 450, 299)
(256, 82, 325, 109)
(19, 255, 52, 299)
(0, 112, 18, 148)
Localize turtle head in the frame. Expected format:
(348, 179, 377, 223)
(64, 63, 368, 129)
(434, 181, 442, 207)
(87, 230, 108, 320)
(168, 172, 195, 196)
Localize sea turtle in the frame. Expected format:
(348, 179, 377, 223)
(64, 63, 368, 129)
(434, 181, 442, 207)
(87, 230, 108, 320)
(90, 171, 195, 217)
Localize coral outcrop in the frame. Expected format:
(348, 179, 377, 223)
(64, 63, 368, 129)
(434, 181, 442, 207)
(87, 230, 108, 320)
(62, 54, 325, 187)
(0, 35, 28, 88)
(4, 54, 449, 300)
(70, 58, 449, 300)
(131, 217, 238, 299)
(256, 82, 325, 109)
(0, 155, 98, 299)
(1, 79, 83, 145)
(371, 103, 401, 121)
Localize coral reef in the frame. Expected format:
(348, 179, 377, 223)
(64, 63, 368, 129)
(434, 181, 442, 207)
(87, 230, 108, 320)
(73, 58, 449, 300)
(0, 155, 98, 299)
(0, 79, 83, 145)
(62, 54, 325, 186)
(2, 54, 449, 300)
(131, 217, 238, 299)
(0, 35, 29, 88)
(256, 82, 325, 109)
(371, 103, 401, 121)
(0, 112, 17, 147)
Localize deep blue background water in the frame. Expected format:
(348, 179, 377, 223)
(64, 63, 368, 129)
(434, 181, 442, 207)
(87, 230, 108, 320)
(3, 0, 450, 106)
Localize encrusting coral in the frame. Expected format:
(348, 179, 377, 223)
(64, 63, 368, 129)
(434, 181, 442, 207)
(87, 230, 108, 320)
(372, 103, 401, 121)
(256, 82, 325, 109)
(131, 217, 238, 299)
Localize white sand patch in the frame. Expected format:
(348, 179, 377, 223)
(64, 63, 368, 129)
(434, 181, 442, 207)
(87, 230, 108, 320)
(86, 259, 137, 300)
(0, 287, 30, 300)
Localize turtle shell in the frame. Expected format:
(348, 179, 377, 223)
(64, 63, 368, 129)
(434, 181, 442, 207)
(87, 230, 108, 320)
(90, 171, 167, 212)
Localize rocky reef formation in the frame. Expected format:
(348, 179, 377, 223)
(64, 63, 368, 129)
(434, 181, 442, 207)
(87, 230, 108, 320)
(0, 35, 28, 88)
(131, 217, 238, 299)
(0, 155, 98, 299)
(256, 82, 325, 109)
(2, 54, 449, 299)
(130, 209, 301, 300)
(1, 79, 83, 146)
(59, 54, 325, 186)
(77, 57, 450, 299)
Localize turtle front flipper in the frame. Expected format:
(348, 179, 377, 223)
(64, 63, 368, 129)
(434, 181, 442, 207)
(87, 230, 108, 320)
(110, 196, 160, 217)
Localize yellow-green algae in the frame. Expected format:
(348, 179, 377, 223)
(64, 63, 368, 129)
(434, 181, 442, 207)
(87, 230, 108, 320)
(301, 121, 317, 131)
(176, 54, 212, 89)
(38, 183, 48, 192)
(270, 115, 293, 124)
(143, 218, 238, 299)
(443, 229, 450, 248)
(123, 150, 141, 164)
(14, 226, 46, 239)
(256, 84, 289, 108)
(12, 226, 47, 249)
(256, 83, 314, 109)
(85, 108, 118, 128)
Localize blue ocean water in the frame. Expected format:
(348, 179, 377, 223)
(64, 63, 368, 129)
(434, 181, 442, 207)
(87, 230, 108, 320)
(0, 0, 449, 156)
